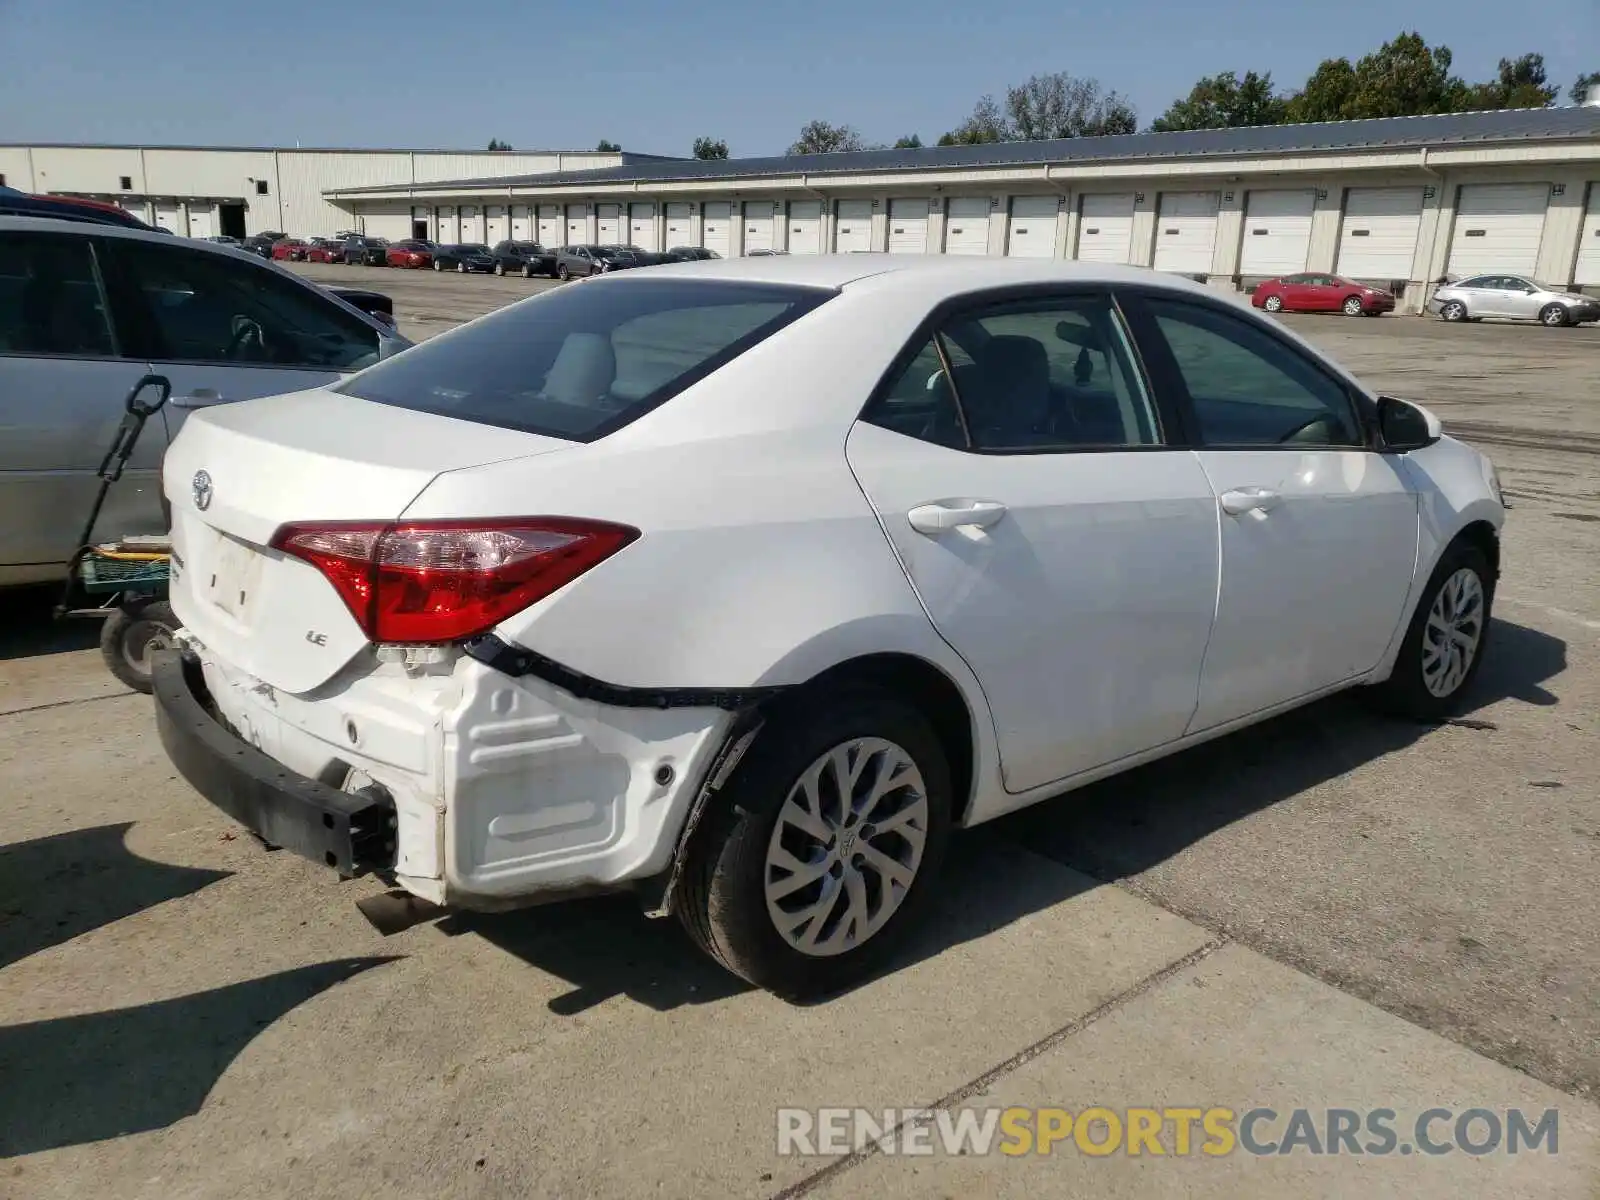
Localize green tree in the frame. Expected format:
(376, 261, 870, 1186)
(692, 136, 729, 160)
(787, 120, 866, 155)
(893, 134, 923, 149)
(596, 139, 621, 152)
(1347, 32, 1466, 118)
(1006, 72, 1137, 139)
(486, 138, 513, 151)
(1571, 71, 1600, 104)
(940, 95, 1009, 144)
(1465, 53, 1558, 109)
(1151, 70, 1287, 131)
(1285, 57, 1359, 122)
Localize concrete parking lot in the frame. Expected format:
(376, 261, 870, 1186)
(1, 266, 1596, 1197)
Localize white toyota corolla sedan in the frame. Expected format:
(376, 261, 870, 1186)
(153, 256, 1505, 997)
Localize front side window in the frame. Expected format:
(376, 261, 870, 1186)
(339, 278, 832, 441)
(0, 232, 117, 358)
(108, 239, 380, 371)
(1143, 297, 1363, 447)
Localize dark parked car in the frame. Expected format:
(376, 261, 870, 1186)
(240, 231, 287, 258)
(490, 240, 556, 277)
(659, 245, 722, 263)
(341, 234, 389, 266)
(386, 239, 435, 268)
(432, 243, 497, 273)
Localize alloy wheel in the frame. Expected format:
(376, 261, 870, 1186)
(763, 737, 929, 957)
(1343, 296, 1363, 316)
(1264, 295, 1283, 312)
(1421, 568, 1485, 698)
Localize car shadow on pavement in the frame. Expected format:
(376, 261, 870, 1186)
(0, 822, 231, 971)
(0, 957, 399, 1158)
(995, 615, 1566, 893)
(0, 586, 99, 661)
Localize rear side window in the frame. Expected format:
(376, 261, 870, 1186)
(339, 278, 832, 441)
(0, 232, 117, 357)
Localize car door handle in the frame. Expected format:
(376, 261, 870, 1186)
(1219, 487, 1282, 516)
(907, 500, 1008, 535)
(171, 388, 226, 409)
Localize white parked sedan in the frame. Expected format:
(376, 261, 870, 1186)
(153, 257, 1506, 998)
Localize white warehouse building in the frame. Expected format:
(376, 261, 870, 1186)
(0, 143, 658, 240)
(6, 104, 1600, 311)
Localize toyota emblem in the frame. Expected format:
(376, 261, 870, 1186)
(192, 469, 213, 511)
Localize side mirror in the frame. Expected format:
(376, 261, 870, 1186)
(1377, 395, 1442, 452)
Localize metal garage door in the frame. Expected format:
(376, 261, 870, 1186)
(1152, 192, 1219, 274)
(436, 207, 457, 243)
(458, 206, 480, 241)
(565, 204, 587, 245)
(665, 202, 695, 250)
(510, 205, 531, 240)
(742, 201, 775, 253)
(834, 200, 872, 252)
(1447, 183, 1550, 277)
(1336, 187, 1424, 280)
(119, 199, 151, 224)
(185, 205, 214, 239)
(1007, 195, 1058, 258)
(538, 206, 561, 246)
(702, 202, 732, 257)
(1076, 193, 1135, 262)
(595, 204, 621, 243)
(1240, 190, 1315, 276)
(629, 203, 657, 251)
(1575, 185, 1600, 286)
(153, 203, 183, 235)
(943, 197, 990, 255)
(887, 199, 930, 254)
(485, 205, 508, 243)
(787, 200, 821, 254)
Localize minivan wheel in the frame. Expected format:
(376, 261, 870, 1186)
(522, 262, 533, 277)
(494, 261, 505, 276)
(678, 686, 952, 999)
(1539, 303, 1570, 328)
(1364, 540, 1493, 722)
(1439, 300, 1467, 322)
(100, 599, 179, 695)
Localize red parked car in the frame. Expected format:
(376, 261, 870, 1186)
(1252, 273, 1395, 316)
(303, 237, 346, 264)
(385, 238, 436, 268)
(270, 238, 310, 262)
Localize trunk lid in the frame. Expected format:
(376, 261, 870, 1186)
(164, 387, 572, 693)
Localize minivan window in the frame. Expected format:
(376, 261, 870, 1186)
(338, 278, 832, 441)
(0, 232, 117, 357)
(108, 239, 381, 371)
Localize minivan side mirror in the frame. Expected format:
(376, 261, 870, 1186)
(1376, 395, 1442, 452)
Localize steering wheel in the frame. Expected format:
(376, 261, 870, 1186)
(1278, 414, 1334, 444)
(225, 315, 265, 360)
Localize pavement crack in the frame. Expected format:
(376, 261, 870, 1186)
(769, 937, 1228, 1200)
(0, 691, 131, 720)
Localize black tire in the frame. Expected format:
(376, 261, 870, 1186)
(557, 263, 570, 281)
(1538, 303, 1569, 328)
(1439, 299, 1467, 322)
(433, 259, 442, 271)
(1263, 295, 1284, 313)
(522, 262, 533, 278)
(457, 261, 466, 273)
(494, 261, 505, 276)
(1364, 540, 1494, 722)
(1342, 295, 1364, 316)
(677, 685, 953, 999)
(99, 599, 179, 695)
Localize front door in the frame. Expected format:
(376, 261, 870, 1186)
(846, 289, 1220, 794)
(99, 236, 384, 428)
(1128, 292, 1418, 731)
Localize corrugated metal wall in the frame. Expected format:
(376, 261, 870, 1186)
(0, 147, 35, 190)
(277, 151, 414, 237)
(27, 146, 146, 195)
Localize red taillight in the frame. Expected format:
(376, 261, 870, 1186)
(271, 518, 638, 643)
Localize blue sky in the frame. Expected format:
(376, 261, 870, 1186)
(0, 0, 1594, 156)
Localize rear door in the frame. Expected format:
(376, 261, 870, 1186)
(1125, 291, 1417, 731)
(100, 236, 384, 425)
(0, 228, 161, 574)
(846, 288, 1219, 794)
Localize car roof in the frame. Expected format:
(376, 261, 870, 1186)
(634, 253, 1219, 299)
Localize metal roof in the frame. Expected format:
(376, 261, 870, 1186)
(3, 142, 682, 161)
(329, 107, 1600, 195)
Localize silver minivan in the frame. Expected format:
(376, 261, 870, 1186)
(0, 216, 409, 586)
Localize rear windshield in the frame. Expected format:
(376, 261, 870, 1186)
(338, 278, 832, 441)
